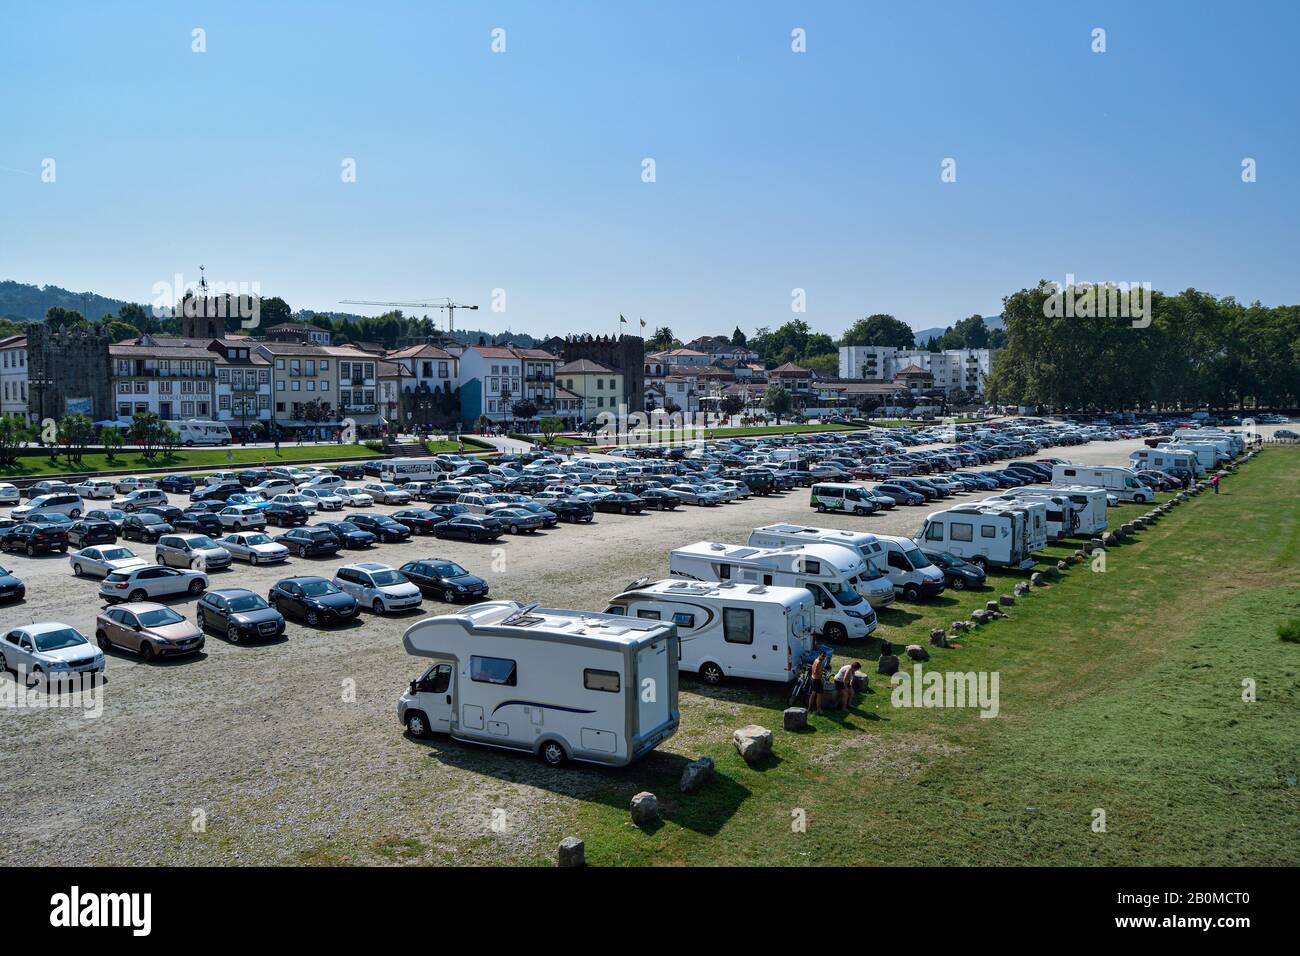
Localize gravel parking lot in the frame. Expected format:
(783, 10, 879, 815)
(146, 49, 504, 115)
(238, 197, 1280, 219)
(0, 432, 1264, 864)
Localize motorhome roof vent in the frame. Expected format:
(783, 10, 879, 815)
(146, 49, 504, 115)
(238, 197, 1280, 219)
(500, 602, 542, 627)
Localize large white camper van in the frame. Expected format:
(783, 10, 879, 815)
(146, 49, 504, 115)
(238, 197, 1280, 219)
(1130, 448, 1199, 477)
(399, 601, 679, 767)
(380, 457, 442, 484)
(916, 505, 1040, 569)
(604, 579, 814, 685)
(746, 524, 896, 607)
(977, 499, 1050, 553)
(1159, 441, 1223, 471)
(669, 541, 876, 642)
(987, 492, 1077, 540)
(1010, 485, 1109, 535)
(1177, 429, 1243, 456)
(1051, 464, 1153, 503)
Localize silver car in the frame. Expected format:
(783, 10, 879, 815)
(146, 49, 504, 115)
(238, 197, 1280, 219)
(361, 483, 411, 505)
(217, 531, 289, 565)
(336, 487, 375, 507)
(100, 565, 208, 603)
(332, 562, 422, 614)
(70, 545, 148, 578)
(155, 533, 232, 571)
(298, 488, 344, 511)
(0, 623, 104, 685)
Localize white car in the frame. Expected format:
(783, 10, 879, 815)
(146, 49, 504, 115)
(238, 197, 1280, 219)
(114, 476, 158, 495)
(204, 472, 240, 486)
(0, 483, 19, 506)
(332, 562, 422, 614)
(100, 565, 208, 603)
(113, 489, 169, 512)
(217, 532, 289, 565)
(12, 493, 85, 519)
(218, 505, 268, 529)
(303, 474, 346, 492)
(336, 487, 374, 507)
(70, 545, 149, 578)
(361, 483, 411, 505)
(272, 492, 318, 514)
(251, 479, 295, 496)
(73, 479, 117, 500)
(298, 488, 344, 511)
(0, 623, 105, 685)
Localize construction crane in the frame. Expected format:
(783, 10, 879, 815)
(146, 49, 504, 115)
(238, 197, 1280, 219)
(339, 297, 479, 334)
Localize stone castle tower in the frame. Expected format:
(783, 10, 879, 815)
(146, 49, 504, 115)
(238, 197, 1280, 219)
(26, 322, 113, 421)
(561, 333, 644, 412)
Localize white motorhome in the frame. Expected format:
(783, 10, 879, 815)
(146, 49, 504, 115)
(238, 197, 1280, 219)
(669, 541, 876, 642)
(604, 579, 814, 685)
(987, 492, 1077, 540)
(916, 506, 1039, 570)
(746, 524, 896, 607)
(164, 419, 232, 446)
(1051, 464, 1153, 503)
(977, 499, 1049, 553)
(1010, 484, 1109, 535)
(399, 601, 679, 767)
(1130, 448, 1199, 477)
(867, 533, 947, 600)
(1159, 441, 1224, 470)
(380, 457, 442, 484)
(1177, 429, 1244, 455)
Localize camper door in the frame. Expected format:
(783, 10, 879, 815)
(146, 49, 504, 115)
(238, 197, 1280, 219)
(635, 638, 673, 741)
(411, 660, 455, 733)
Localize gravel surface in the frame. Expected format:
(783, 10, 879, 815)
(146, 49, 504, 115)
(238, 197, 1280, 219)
(0, 432, 1264, 864)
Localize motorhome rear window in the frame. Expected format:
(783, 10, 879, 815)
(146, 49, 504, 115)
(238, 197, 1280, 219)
(470, 656, 517, 686)
(583, 669, 620, 693)
(981, 526, 996, 538)
(723, 607, 754, 645)
(951, 523, 974, 542)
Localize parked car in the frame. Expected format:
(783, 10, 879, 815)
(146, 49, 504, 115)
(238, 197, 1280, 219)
(431, 514, 504, 542)
(0, 623, 104, 685)
(389, 509, 444, 535)
(667, 484, 722, 506)
(0, 483, 19, 506)
(138, 503, 184, 524)
(217, 531, 290, 565)
(347, 513, 412, 542)
(313, 520, 376, 549)
(271, 492, 319, 514)
(218, 505, 268, 530)
(113, 489, 169, 512)
(335, 486, 375, 507)
(490, 506, 544, 534)
(190, 482, 244, 505)
(268, 575, 360, 626)
(227, 492, 272, 511)
(70, 544, 148, 578)
(332, 562, 423, 614)
(335, 463, 365, 479)
(0, 565, 25, 602)
(84, 508, 128, 529)
(155, 533, 232, 571)
(547, 498, 594, 523)
(157, 474, 197, 494)
(298, 488, 344, 511)
(114, 476, 158, 495)
(195, 588, 286, 643)
(921, 549, 988, 591)
(517, 501, 559, 526)
(66, 519, 118, 547)
(361, 483, 412, 505)
(173, 510, 225, 535)
(637, 488, 681, 511)
(95, 602, 204, 660)
(592, 492, 645, 515)
(397, 558, 489, 602)
(250, 479, 295, 496)
(12, 493, 85, 520)
(73, 478, 117, 500)
(1, 522, 69, 555)
(265, 502, 310, 527)
(120, 513, 174, 543)
(274, 526, 343, 558)
(99, 565, 208, 603)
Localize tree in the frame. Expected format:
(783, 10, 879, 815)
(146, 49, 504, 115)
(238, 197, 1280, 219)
(127, 411, 168, 459)
(258, 296, 293, 330)
(720, 394, 745, 419)
(101, 424, 124, 462)
(731, 326, 747, 347)
(841, 314, 914, 349)
(646, 327, 679, 352)
(538, 417, 563, 444)
(45, 307, 86, 329)
(511, 399, 538, 422)
(802, 352, 839, 375)
(57, 413, 96, 465)
(764, 384, 793, 422)
(0, 415, 32, 466)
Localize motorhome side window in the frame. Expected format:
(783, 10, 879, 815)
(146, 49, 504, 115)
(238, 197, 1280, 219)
(1063, 469, 1077, 477)
(723, 607, 754, 645)
(470, 656, 517, 686)
(636, 609, 661, 620)
(671, 611, 695, 628)
(981, 526, 996, 538)
(799, 559, 821, 575)
(951, 523, 974, 542)
(583, 669, 620, 693)
(718, 564, 731, 580)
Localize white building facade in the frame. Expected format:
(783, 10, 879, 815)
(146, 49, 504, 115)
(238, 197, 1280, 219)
(839, 345, 994, 396)
(0, 336, 30, 422)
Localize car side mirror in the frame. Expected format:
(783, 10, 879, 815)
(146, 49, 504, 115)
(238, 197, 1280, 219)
(410, 680, 419, 694)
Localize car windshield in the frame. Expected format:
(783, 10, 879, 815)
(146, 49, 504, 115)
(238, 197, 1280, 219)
(188, 536, 217, 549)
(370, 570, 406, 586)
(138, 607, 185, 627)
(430, 562, 467, 577)
(903, 545, 933, 569)
(228, 594, 270, 612)
(299, 579, 337, 596)
(101, 547, 133, 560)
(825, 581, 863, 606)
(244, 534, 272, 545)
(34, 628, 87, 651)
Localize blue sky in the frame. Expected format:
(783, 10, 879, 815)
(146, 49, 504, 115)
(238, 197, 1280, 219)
(2, 1, 1297, 339)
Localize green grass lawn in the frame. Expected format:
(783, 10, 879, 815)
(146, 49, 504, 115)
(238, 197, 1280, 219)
(570, 451, 1300, 865)
(0, 443, 384, 477)
(423, 437, 495, 454)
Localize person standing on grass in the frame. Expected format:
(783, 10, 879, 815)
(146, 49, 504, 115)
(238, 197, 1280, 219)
(808, 650, 827, 713)
(1211, 473, 1220, 494)
(834, 661, 861, 709)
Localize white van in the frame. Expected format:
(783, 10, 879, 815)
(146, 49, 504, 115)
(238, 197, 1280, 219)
(1008, 484, 1109, 535)
(164, 419, 232, 446)
(1158, 442, 1222, 471)
(849, 533, 946, 602)
(1176, 430, 1243, 456)
(987, 493, 1077, 540)
(1130, 448, 1199, 477)
(380, 457, 441, 484)
(669, 541, 876, 643)
(1051, 464, 1153, 503)
(809, 483, 878, 515)
(747, 524, 896, 607)
(916, 507, 1038, 569)
(399, 601, 679, 767)
(605, 579, 814, 685)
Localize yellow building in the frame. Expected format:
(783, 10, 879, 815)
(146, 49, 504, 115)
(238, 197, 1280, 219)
(557, 359, 624, 417)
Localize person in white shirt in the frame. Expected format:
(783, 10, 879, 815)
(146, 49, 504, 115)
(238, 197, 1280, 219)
(834, 661, 861, 709)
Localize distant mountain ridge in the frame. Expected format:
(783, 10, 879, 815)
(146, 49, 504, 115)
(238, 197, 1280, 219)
(912, 315, 1003, 346)
(0, 280, 142, 324)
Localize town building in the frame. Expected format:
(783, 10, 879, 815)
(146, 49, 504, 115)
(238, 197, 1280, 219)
(839, 345, 994, 396)
(556, 359, 624, 419)
(0, 335, 31, 422)
(455, 345, 560, 424)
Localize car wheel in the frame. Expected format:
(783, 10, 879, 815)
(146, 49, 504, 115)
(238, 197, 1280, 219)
(129, 589, 147, 602)
(25, 544, 35, 556)
(191, 559, 203, 571)
(823, 622, 848, 643)
(96, 630, 111, 651)
(539, 740, 567, 767)
(903, 584, 920, 602)
(188, 579, 205, 594)
(970, 556, 988, 571)
(140, 641, 155, 662)
(816, 504, 826, 513)
(73, 563, 84, 576)
(70, 509, 81, 519)
(372, 598, 385, 614)
(700, 662, 725, 685)
(406, 710, 431, 738)
(508, 524, 519, 535)
(951, 576, 966, 591)
(305, 610, 320, 626)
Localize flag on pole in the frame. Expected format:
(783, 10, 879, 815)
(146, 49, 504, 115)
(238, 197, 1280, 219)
(619, 315, 628, 324)
(640, 317, 646, 328)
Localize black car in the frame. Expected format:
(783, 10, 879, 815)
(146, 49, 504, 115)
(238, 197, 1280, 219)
(274, 526, 343, 557)
(389, 509, 444, 535)
(0, 565, 24, 602)
(157, 474, 197, 494)
(1, 523, 69, 555)
(85, 508, 129, 529)
(66, 519, 118, 547)
(518, 501, 558, 527)
(180, 501, 225, 515)
(398, 559, 489, 602)
(593, 492, 645, 515)
(347, 513, 412, 542)
(425, 503, 470, 521)
(236, 469, 274, 488)
(139, 504, 184, 523)
(547, 497, 594, 523)
(335, 463, 365, 480)
(921, 549, 987, 591)
(314, 520, 376, 549)
(268, 575, 359, 625)
(173, 511, 225, 534)
(196, 588, 286, 643)
(121, 513, 173, 543)
(637, 488, 681, 511)
(431, 514, 503, 542)
(265, 502, 310, 527)
(191, 481, 244, 504)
